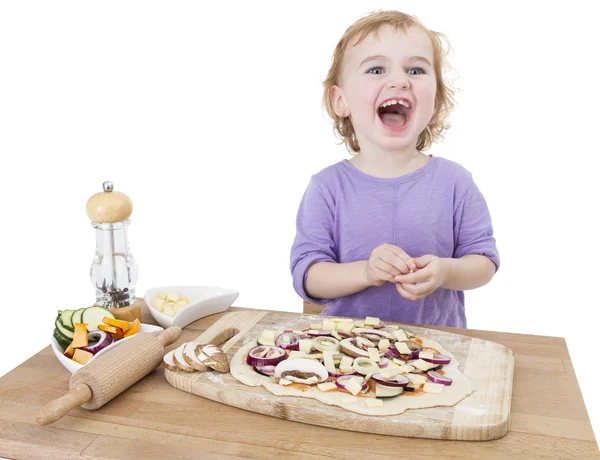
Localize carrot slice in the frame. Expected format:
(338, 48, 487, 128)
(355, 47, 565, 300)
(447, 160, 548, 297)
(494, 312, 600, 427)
(102, 316, 132, 331)
(124, 319, 140, 338)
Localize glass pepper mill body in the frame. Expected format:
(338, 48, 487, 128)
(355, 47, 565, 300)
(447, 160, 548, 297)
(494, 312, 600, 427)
(86, 181, 141, 322)
(90, 220, 138, 308)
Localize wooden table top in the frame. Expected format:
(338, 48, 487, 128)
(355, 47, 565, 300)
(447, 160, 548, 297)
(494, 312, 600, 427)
(1, 303, 598, 460)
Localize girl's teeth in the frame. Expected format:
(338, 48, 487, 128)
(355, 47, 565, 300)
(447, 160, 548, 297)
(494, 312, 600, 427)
(380, 99, 411, 108)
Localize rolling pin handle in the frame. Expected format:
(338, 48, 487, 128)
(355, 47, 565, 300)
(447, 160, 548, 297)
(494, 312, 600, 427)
(36, 383, 93, 426)
(158, 326, 182, 347)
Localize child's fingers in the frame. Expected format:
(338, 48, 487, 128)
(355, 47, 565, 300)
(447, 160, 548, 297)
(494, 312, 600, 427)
(401, 279, 435, 297)
(371, 266, 396, 283)
(396, 280, 434, 301)
(393, 268, 429, 285)
(381, 245, 415, 273)
(395, 283, 418, 301)
(375, 256, 402, 276)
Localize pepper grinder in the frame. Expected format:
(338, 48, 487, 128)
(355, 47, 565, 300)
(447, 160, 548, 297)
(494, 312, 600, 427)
(86, 181, 141, 322)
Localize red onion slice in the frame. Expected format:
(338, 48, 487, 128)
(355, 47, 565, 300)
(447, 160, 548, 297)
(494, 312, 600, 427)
(337, 331, 353, 338)
(420, 353, 451, 365)
(384, 346, 401, 359)
(328, 368, 359, 378)
(246, 346, 288, 367)
(81, 331, 113, 355)
(275, 332, 301, 350)
(427, 371, 453, 386)
(335, 375, 368, 392)
(254, 365, 277, 377)
(371, 373, 410, 387)
(378, 357, 391, 368)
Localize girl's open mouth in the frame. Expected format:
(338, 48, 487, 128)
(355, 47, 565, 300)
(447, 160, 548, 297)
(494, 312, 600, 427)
(377, 99, 413, 132)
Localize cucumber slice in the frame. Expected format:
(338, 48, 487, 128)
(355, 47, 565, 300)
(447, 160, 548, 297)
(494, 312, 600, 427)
(81, 306, 115, 332)
(55, 317, 74, 339)
(59, 309, 76, 331)
(53, 328, 72, 349)
(72, 307, 87, 325)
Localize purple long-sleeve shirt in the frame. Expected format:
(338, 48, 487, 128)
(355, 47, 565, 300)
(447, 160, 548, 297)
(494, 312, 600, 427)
(290, 156, 499, 328)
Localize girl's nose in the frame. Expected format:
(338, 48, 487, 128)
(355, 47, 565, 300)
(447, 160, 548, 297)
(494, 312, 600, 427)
(387, 79, 410, 90)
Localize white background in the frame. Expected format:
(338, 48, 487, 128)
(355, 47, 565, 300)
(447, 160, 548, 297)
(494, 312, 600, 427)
(1, 0, 599, 445)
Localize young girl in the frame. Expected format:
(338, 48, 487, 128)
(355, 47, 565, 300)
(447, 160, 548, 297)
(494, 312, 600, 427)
(290, 10, 499, 328)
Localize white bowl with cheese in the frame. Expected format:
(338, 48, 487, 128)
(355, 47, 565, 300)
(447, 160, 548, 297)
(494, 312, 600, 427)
(144, 285, 239, 329)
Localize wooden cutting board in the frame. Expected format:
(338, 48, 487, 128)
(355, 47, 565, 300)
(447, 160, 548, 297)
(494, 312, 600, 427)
(164, 310, 514, 441)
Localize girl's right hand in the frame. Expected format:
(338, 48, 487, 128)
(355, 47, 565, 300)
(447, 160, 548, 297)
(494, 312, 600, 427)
(364, 244, 416, 287)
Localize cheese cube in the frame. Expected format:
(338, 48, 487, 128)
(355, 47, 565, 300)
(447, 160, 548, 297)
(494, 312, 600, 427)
(395, 341, 412, 355)
(332, 318, 354, 323)
(392, 330, 409, 342)
(398, 365, 415, 374)
(354, 320, 365, 328)
(340, 356, 354, 368)
(345, 379, 363, 396)
(150, 298, 165, 310)
(317, 382, 337, 392)
(408, 374, 427, 385)
(289, 351, 309, 359)
(166, 292, 180, 302)
(411, 359, 439, 372)
(337, 322, 355, 333)
(299, 339, 313, 353)
(365, 316, 380, 326)
(365, 399, 384, 408)
(378, 339, 391, 353)
(279, 378, 293, 386)
(381, 367, 405, 379)
(342, 397, 358, 405)
(368, 347, 380, 363)
(322, 319, 336, 331)
(310, 322, 323, 330)
(392, 358, 407, 366)
(323, 350, 337, 374)
(155, 292, 167, 300)
(423, 382, 445, 394)
(305, 353, 323, 360)
(419, 351, 434, 360)
(261, 330, 276, 341)
(292, 330, 304, 335)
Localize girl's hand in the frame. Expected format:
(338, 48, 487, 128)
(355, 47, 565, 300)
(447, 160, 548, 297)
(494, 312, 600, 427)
(393, 255, 449, 300)
(364, 244, 416, 287)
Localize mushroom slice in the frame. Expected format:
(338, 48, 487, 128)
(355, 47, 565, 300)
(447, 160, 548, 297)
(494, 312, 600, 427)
(339, 338, 370, 358)
(173, 344, 195, 372)
(183, 341, 209, 372)
(352, 328, 394, 342)
(196, 343, 230, 373)
(162, 349, 179, 371)
(274, 358, 328, 385)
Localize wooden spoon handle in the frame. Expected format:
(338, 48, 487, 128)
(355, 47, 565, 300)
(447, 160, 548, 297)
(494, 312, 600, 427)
(36, 383, 93, 426)
(158, 326, 182, 348)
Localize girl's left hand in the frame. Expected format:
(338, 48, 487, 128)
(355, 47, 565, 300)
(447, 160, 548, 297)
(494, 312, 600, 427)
(393, 255, 449, 301)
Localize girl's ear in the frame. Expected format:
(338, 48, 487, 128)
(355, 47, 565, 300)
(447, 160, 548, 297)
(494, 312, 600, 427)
(330, 85, 350, 117)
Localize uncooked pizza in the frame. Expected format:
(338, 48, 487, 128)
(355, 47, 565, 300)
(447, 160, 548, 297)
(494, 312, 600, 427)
(230, 316, 473, 416)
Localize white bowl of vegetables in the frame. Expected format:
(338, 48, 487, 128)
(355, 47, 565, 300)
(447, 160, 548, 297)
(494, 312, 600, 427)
(52, 305, 164, 374)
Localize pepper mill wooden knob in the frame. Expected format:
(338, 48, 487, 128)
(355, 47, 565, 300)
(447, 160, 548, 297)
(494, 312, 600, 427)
(86, 181, 133, 223)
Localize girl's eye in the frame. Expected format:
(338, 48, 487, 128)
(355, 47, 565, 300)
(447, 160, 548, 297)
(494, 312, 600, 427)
(366, 66, 385, 75)
(408, 67, 425, 76)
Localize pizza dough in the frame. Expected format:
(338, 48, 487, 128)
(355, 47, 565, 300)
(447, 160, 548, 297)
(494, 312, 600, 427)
(230, 334, 474, 416)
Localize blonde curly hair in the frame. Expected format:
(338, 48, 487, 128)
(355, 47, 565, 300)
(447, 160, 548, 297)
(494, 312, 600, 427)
(323, 10, 457, 153)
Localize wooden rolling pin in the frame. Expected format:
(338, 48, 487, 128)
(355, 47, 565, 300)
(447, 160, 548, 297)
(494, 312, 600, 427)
(37, 326, 182, 425)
